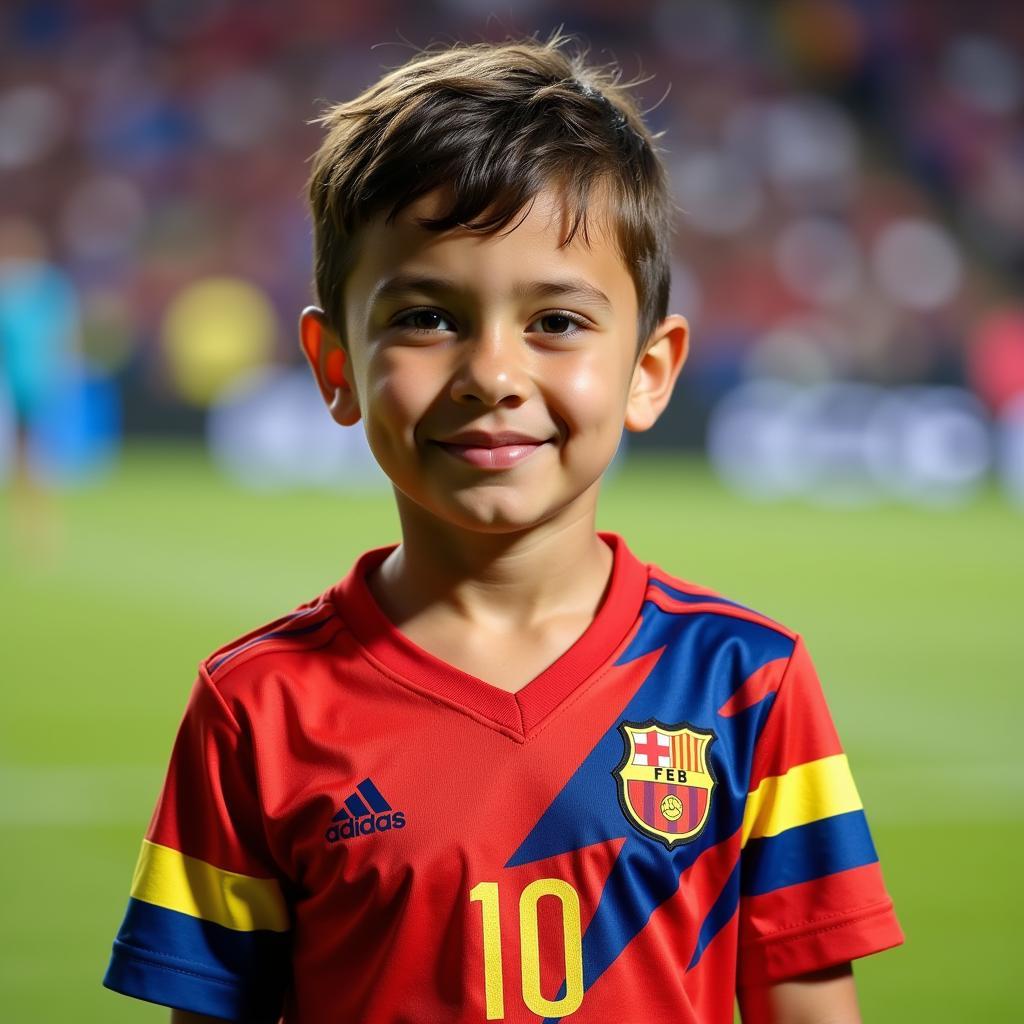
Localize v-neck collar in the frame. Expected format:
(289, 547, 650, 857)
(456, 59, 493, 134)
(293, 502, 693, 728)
(330, 531, 649, 739)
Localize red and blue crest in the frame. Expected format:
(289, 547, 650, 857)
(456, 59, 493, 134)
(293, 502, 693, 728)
(613, 720, 717, 848)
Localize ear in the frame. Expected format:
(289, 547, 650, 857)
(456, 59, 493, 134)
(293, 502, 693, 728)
(624, 314, 689, 433)
(298, 306, 361, 426)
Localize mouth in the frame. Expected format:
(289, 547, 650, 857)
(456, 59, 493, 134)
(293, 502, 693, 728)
(433, 439, 551, 470)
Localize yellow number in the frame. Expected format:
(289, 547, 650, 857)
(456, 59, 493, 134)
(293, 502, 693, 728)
(519, 878, 584, 1017)
(470, 878, 584, 1020)
(469, 881, 504, 1020)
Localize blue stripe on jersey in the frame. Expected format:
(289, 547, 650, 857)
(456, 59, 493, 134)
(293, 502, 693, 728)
(357, 777, 392, 813)
(648, 577, 748, 610)
(687, 861, 741, 970)
(684, 864, 741, 966)
(103, 897, 288, 1022)
(741, 810, 878, 897)
(207, 608, 335, 673)
(540, 860, 746, 1023)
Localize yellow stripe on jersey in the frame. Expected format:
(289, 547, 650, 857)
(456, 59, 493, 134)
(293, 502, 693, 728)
(741, 754, 862, 848)
(130, 839, 289, 933)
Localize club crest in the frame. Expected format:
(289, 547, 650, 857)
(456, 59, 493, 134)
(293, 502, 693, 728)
(613, 720, 717, 848)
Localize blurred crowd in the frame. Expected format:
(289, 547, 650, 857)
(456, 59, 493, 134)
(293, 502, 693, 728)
(2, 0, 1023, 492)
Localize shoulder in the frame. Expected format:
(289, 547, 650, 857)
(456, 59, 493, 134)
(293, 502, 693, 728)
(640, 563, 813, 737)
(200, 587, 346, 699)
(644, 563, 797, 642)
(640, 563, 800, 682)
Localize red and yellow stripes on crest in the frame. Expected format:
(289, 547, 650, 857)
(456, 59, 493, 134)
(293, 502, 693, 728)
(671, 732, 706, 773)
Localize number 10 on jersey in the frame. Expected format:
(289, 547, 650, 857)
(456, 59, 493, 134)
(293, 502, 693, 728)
(469, 879, 584, 1019)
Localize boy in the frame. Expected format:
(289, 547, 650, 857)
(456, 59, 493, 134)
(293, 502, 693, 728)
(103, 31, 902, 1024)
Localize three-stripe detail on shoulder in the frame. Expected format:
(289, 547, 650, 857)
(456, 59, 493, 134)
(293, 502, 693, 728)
(207, 600, 337, 676)
(644, 575, 797, 640)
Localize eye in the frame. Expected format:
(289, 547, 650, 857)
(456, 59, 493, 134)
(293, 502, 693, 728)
(392, 308, 456, 334)
(529, 312, 589, 337)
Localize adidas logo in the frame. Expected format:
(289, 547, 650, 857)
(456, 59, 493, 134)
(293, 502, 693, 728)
(325, 777, 406, 843)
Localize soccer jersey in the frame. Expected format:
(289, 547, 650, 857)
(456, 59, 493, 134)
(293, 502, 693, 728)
(103, 532, 902, 1023)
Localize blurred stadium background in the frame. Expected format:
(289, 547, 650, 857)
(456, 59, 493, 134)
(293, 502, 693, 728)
(1, 0, 1021, 1020)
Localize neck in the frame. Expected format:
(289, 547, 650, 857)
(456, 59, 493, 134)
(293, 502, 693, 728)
(370, 497, 614, 631)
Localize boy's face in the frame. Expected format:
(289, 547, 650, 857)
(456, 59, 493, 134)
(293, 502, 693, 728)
(301, 186, 688, 536)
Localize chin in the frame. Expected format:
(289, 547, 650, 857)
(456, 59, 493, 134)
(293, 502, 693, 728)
(451, 507, 543, 533)
(435, 494, 562, 534)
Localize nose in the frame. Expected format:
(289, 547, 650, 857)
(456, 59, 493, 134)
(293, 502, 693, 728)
(449, 330, 530, 408)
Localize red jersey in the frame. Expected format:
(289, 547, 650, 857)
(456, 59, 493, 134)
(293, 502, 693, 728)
(103, 532, 902, 1022)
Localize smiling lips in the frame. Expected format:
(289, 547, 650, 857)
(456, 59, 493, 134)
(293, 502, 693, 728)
(434, 430, 552, 469)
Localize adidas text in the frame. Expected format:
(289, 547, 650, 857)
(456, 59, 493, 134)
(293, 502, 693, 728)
(326, 811, 406, 843)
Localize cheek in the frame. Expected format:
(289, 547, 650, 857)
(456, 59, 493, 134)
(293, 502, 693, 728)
(366, 353, 433, 429)
(553, 356, 630, 430)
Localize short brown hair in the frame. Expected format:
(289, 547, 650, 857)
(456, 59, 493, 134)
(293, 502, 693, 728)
(306, 29, 675, 351)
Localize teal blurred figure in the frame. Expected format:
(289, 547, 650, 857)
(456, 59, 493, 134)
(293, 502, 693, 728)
(0, 218, 79, 559)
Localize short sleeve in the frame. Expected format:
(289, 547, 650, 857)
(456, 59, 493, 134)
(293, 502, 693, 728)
(736, 635, 904, 987)
(103, 668, 290, 1022)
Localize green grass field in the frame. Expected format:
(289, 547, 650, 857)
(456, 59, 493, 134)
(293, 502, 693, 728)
(1, 445, 1020, 1022)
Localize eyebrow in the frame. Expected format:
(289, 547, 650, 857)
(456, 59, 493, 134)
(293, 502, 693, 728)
(368, 273, 613, 314)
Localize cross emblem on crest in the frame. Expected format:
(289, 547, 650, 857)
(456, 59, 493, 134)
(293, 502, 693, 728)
(632, 730, 672, 767)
